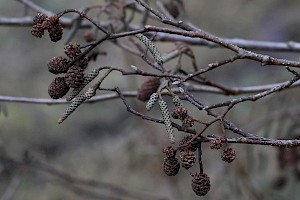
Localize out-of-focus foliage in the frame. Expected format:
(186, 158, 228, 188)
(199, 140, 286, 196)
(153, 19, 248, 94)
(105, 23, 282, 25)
(0, 1, 300, 200)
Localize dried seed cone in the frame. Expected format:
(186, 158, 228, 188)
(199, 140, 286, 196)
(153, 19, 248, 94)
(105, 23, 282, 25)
(33, 13, 48, 25)
(221, 147, 236, 163)
(172, 106, 188, 120)
(182, 116, 194, 128)
(64, 42, 81, 59)
(137, 77, 161, 102)
(146, 93, 159, 111)
(76, 56, 89, 69)
(65, 66, 84, 88)
(191, 173, 211, 196)
(162, 146, 180, 176)
(180, 150, 196, 169)
(31, 24, 45, 38)
(158, 99, 175, 143)
(48, 56, 70, 74)
(48, 77, 70, 99)
(67, 68, 101, 101)
(43, 16, 63, 42)
(163, 146, 177, 158)
(210, 138, 222, 150)
(163, 157, 180, 176)
(49, 25, 63, 42)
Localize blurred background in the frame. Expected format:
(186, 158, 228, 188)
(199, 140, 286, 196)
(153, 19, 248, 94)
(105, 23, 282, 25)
(0, 0, 300, 199)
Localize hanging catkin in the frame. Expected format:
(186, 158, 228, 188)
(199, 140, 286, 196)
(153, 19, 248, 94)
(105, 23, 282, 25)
(58, 94, 86, 124)
(136, 34, 163, 65)
(172, 95, 183, 107)
(146, 93, 159, 111)
(158, 98, 175, 143)
(67, 68, 101, 101)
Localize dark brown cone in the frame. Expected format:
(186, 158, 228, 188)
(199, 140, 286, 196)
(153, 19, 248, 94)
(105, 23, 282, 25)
(64, 42, 81, 59)
(221, 147, 236, 163)
(48, 24, 63, 42)
(137, 77, 161, 101)
(182, 116, 194, 128)
(48, 77, 70, 99)
(180, 150, 196, 169)
(33, 13, 48, 25)
(43, 15, 63, 42)
(84, 31, 96, 42)
(31, 24, 45, 38)
(191, 173, 211, 196)
(172, 106, 188, 120)
(163, 146, 177, 159)
(65, 66, 84, 88)
(210, 138, 222, 150)
(42, 15, 59, 30)
(178, 135, 197, 152)
(48, 56, 70, 74)
(75, 56, 89, 69)
(163, 157, 180, 176)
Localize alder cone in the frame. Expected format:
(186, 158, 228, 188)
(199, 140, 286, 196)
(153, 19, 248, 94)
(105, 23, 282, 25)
(48, 23, 63, 42)
(64, 42, 81, 59)
(180, 150, 196, 169)
(210, 138, 222, 150)
(137, 77, 160, 101)
(191, 173, 211, 196)
(76, 56, 89, 69)
(172, 106, 188, 120)
(43, 15, 63, 42)
(33, 13, 48, 25)
(48, 56, 69, 74)
(163, 157, 180, 176)
(31, 24, 45, 38)
(65, 66, 84, 88)
(221, 147, 236, 163)
(48, 77, 70, 99)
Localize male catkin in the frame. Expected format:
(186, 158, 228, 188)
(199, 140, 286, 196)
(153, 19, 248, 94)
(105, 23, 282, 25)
(158, 98, 175, 143)
(136, 34, 163, 65)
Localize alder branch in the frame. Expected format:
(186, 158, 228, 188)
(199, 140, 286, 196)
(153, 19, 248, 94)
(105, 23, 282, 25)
(0, 72, 299, 106)
(3, 15, 300, 54)
(206, 72, 300, 110)
(203, 136, 300, 148)
(151, 32, 300, 52)
(0, 78, 299, 105)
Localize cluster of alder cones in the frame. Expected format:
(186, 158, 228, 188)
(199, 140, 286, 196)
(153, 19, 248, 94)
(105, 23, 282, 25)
(161, 136, 235, 196)
(137, 77, 236, 196)
(31, 13, 100, 100)
(47, 43, 88, 99)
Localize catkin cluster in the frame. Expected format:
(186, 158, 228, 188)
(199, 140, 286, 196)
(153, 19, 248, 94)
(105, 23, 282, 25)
(46, 42, 88, 99)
